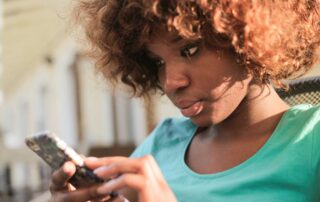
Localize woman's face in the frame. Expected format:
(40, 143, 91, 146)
(146, 33, 252, 127)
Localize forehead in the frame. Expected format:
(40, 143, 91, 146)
(146, 29, 189, 54)
(144, 34, 173, 57)
(148, 28, 181, 44)
(145, 25, 205, 55)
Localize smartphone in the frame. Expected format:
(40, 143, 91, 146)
(25, 131, 114, 191)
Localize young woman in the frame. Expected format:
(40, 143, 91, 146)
(50, 0, 320, 201)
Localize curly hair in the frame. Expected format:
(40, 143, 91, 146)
(73, 0, 320, 96)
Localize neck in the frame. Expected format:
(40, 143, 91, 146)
(209, 84, 290, 141)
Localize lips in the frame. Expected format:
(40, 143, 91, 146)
(177, 100, 204, 117)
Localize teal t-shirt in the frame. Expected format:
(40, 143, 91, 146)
(130, 104, 320, 202)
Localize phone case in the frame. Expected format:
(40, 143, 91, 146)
(25, 132, 108, 188)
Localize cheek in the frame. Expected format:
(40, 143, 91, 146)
(209, 80, 249, 123)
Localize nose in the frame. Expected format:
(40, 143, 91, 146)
(161, 67, 190, 94)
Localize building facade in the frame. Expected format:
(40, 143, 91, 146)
(0, 0, 180, 201)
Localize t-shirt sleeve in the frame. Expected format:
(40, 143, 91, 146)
(129, 133, 155, 158)
(312, 118, 320, 171)
(311, 113, 320, 197)
(129, 118, 171, 158)
(309, 105, 320, 179)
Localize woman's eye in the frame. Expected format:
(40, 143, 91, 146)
(180, 43, 200, 58)
(154, 58, 165, 68)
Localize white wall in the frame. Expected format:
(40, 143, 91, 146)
(77, 57, 149, 147)
(50, 38, 78, 147)
(153, 94, 181, 123)
(77, 58, 115, 147)
(0, 65, 52, 148)
(113, 91, 148, 145)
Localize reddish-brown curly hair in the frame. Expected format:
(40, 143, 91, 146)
(73, 0, 320, 96)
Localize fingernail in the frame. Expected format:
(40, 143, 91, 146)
(96, 181, 115, 195)
(93, 166, 110, 175)
(63, 162, 75, 174)
(86, 157, 99, 162)
(63, 161, 72, 170)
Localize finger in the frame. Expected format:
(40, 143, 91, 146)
(93, 155, 160, 180)
(105, 194, 130, 202)
(96, 174, 145, 195)
(90, 196, 112, 202)
(85, 156, 128, 169)
(55, 185, 111, 202)
(141, 155, 166, 183)
(93, 158, 142, 180)
(51, 161, 76, 190)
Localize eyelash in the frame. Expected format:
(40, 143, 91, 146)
(149, 42, 200, 69)
(180, 42, 200, 58)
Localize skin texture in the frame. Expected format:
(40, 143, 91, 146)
(50, 157, 176, 202)
(146, 32, 290, 174)
(49, 32, 290, 202)
(146, 32, 252, 127)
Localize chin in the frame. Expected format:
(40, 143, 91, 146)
(190, 109, 227, 127)
(189, 113, 213, 127)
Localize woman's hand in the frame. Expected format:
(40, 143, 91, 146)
(49, 161, 111, 202)
(85, 155, 178, 202)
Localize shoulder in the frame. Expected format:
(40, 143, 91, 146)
(282, 104, 320, 157)
(273, 104, 320, 147)
(289, 104, 320, 172)
(130, 117, 197, 158)
(283, 104, 320, 126)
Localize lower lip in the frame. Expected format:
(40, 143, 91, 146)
(180, 101, 204, 117)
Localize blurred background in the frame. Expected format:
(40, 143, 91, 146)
(0, 0, 181, 201)
(0, 0, 320, 202)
